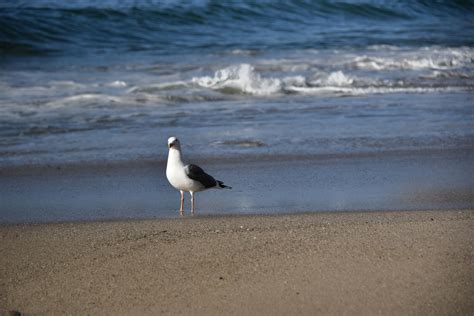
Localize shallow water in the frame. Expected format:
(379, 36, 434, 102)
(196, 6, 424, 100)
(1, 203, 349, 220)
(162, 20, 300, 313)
(1, 150, 473, 223)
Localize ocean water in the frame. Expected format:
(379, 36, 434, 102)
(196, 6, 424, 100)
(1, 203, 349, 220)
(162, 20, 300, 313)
(1, 0, 473, 166)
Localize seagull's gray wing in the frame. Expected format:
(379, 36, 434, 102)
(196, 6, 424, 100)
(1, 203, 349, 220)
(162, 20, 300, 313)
(185, 164, 217, 188)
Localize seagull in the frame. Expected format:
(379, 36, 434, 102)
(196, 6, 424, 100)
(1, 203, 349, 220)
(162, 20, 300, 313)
(166, 137, 231, 215)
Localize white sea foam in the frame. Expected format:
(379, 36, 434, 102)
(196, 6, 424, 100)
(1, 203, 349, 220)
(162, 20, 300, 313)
(352, 56, 448, 70)
(421, 70, 474, 79)
(351, 47, 473, 71)
(106, 80, 127, 88)
(285, 86, 467, 96)
(282, 75, 307, 87)
(309, 71, 356, 87)
(192, 64, 282, 95)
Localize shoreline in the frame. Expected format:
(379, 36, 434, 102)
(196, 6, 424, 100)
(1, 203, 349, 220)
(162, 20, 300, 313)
(0, 207, 471, 227)
(1, 210, 472, 315)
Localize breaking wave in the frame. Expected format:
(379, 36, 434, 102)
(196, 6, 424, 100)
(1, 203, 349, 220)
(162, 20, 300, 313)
(1, 45, 472, 118)
(191, 65, 366, 96)
(189, 61, 472, 97)
(192, 64, 283, 96)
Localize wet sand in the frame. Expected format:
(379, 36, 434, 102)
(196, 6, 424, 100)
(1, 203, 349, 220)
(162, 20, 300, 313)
(1, 149, 473, 223)
(1, 210, 473, 315)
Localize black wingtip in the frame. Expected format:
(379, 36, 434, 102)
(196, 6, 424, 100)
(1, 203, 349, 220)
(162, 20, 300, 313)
(217, 181, 232, 189)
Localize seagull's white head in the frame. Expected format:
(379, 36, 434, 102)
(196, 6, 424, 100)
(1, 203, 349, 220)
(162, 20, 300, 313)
(168, 136, 181, 150)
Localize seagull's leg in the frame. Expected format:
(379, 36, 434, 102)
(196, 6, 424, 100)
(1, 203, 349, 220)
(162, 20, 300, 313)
(179, 190, 184, 216)
(190, 192, 195, 215)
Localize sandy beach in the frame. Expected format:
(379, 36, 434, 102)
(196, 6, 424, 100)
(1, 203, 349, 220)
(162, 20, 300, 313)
(1, 210, 472, 315)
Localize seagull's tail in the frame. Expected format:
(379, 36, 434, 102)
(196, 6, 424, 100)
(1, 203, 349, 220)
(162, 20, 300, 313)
(216, 180, 232, 189)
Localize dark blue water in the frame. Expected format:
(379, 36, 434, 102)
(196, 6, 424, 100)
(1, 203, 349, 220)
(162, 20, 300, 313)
(1, 0, 473, 58)
(0, 0, 473, 166)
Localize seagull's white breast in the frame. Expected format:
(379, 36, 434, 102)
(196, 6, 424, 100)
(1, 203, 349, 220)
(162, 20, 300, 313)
(166, 149, 205, 192)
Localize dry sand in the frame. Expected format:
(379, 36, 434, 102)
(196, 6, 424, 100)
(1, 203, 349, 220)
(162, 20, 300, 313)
(1, 210, 473, 315)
